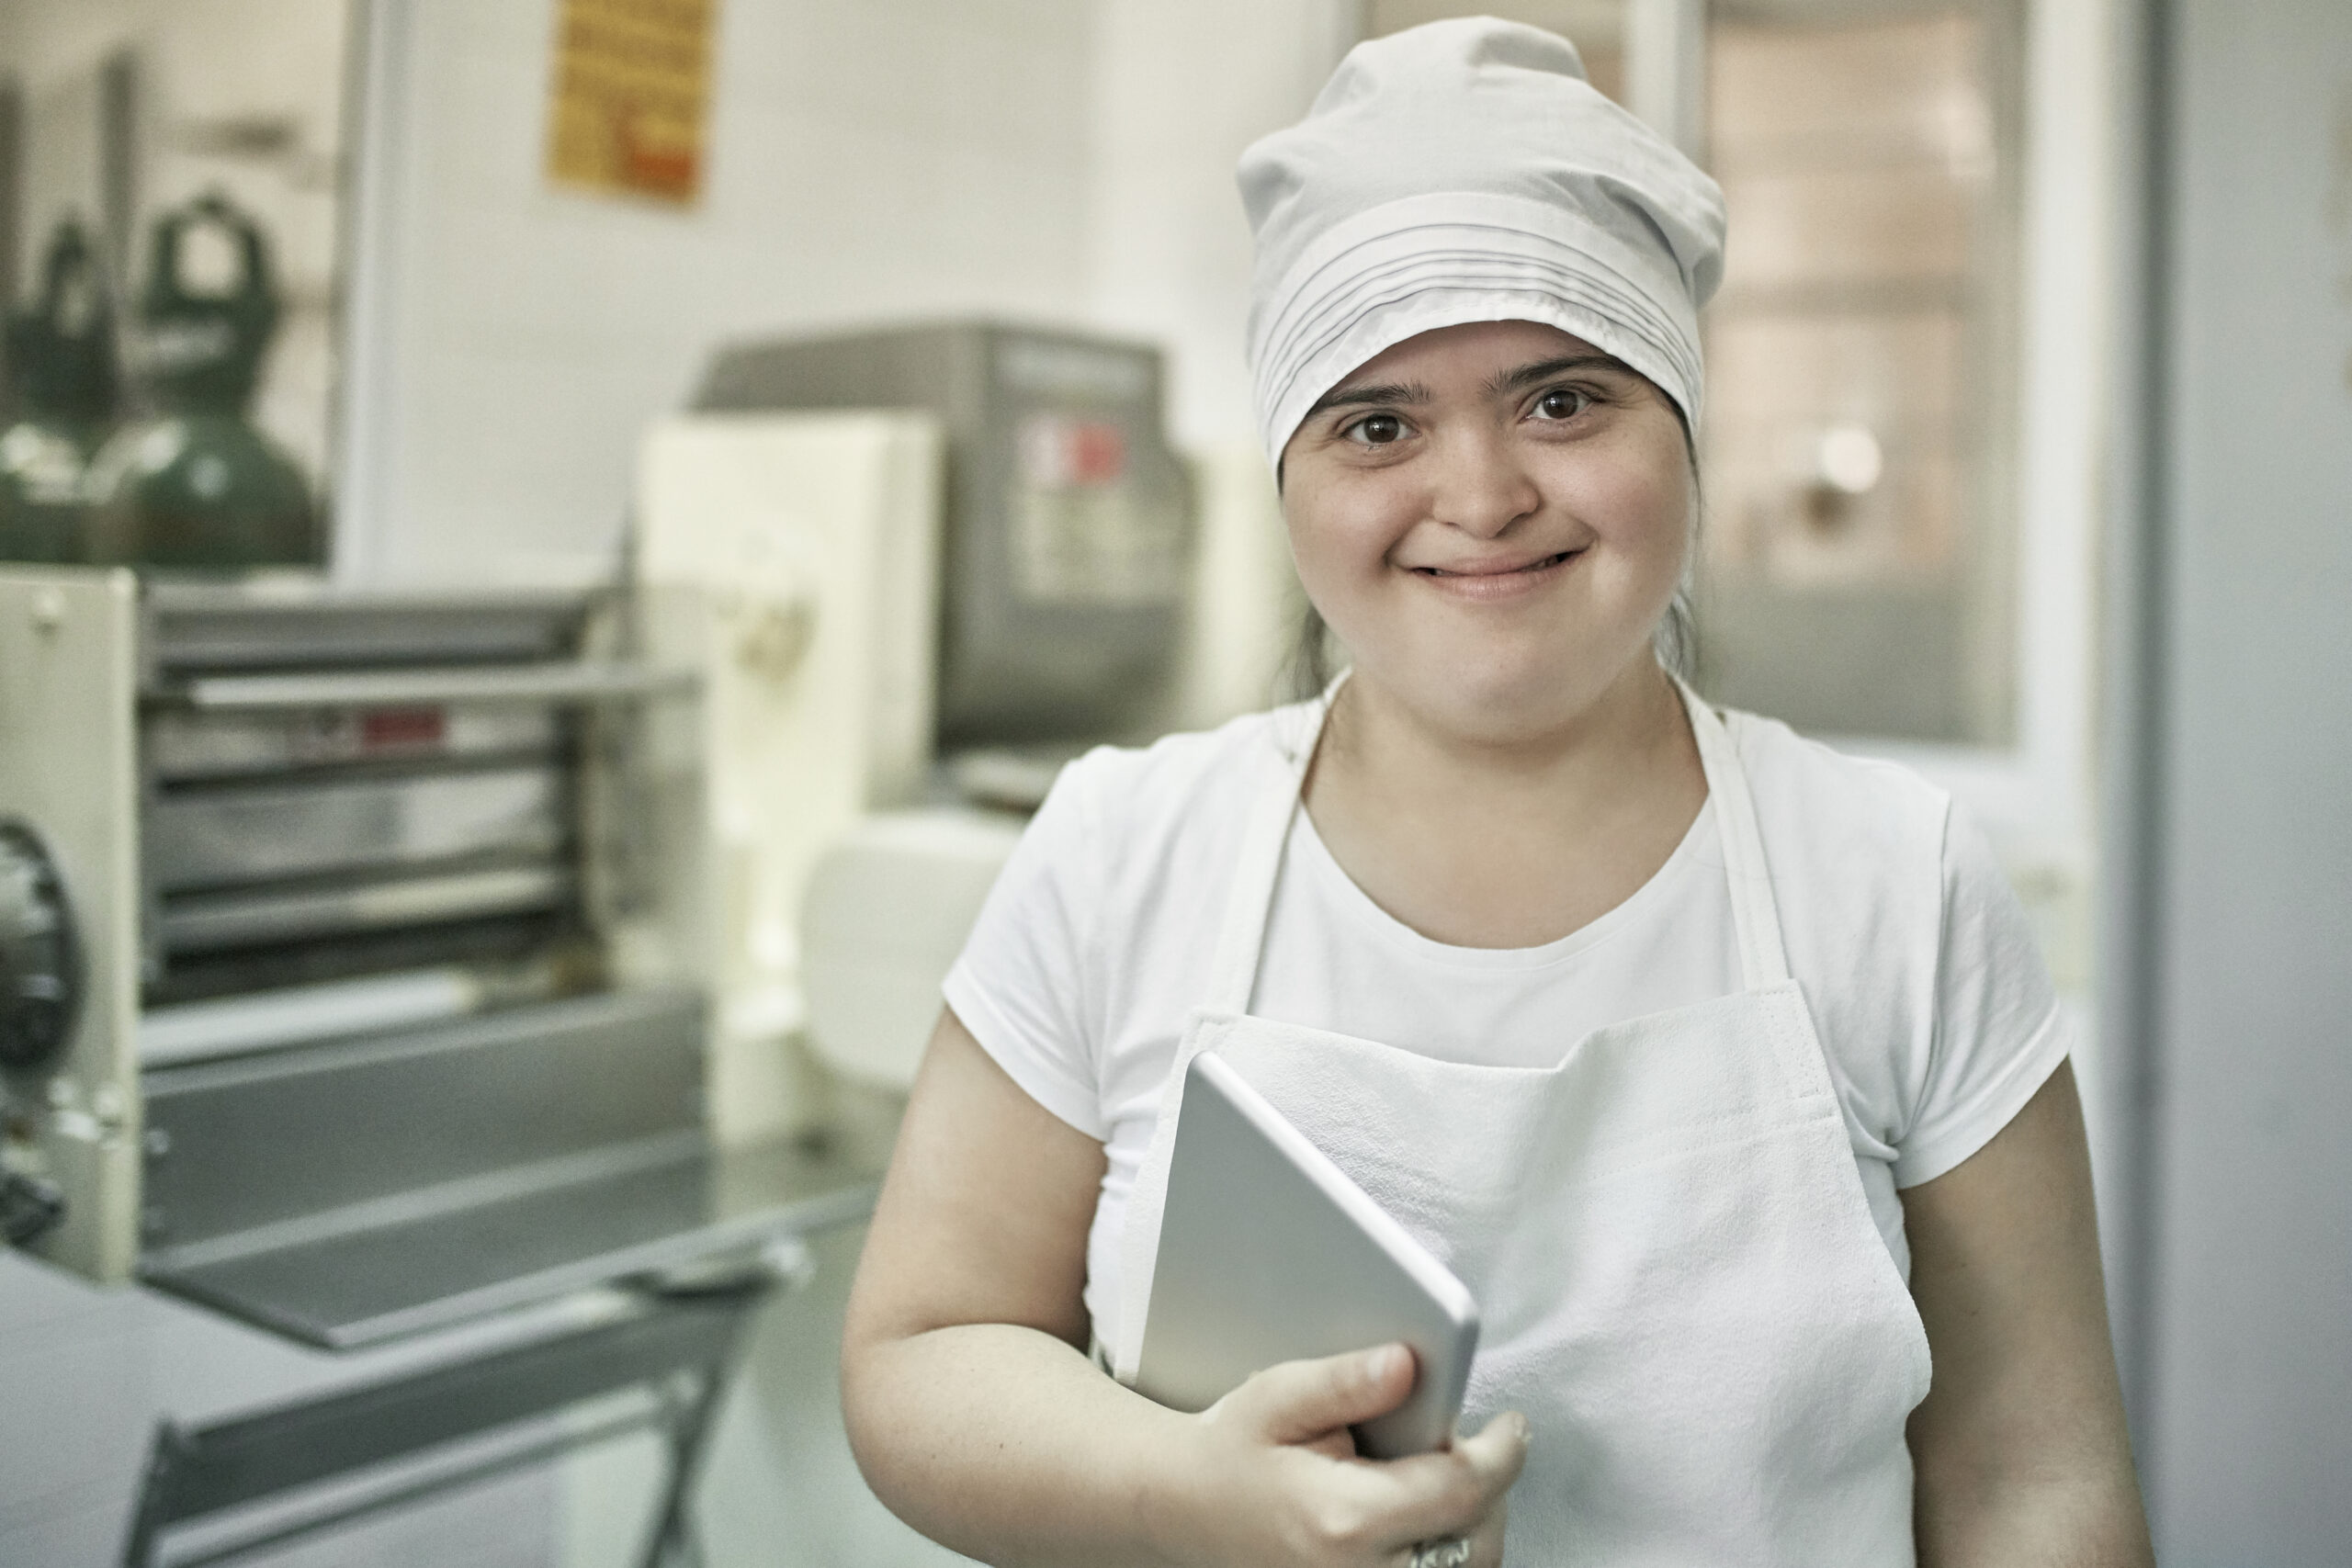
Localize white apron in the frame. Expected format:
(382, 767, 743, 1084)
(1110, 682, 1931, 1563)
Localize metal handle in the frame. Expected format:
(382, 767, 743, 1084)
(161, 660, 698, 711)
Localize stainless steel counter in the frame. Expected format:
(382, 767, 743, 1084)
(142, 1129, 884, 1349)
(129, 987, 888, 1349)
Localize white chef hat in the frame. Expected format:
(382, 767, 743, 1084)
(1239, 17, 1728, 469)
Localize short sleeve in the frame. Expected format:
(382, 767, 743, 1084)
(941, 759, 1110, 1140)
(1892, 801, 2074, 1188)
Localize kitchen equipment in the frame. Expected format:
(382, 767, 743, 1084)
(0, 220, 121, 563)
(634, 408, 944, 1134)
(83, 193, 319, 571)
(799, 806, 1027, 1089)
(692, 320, 1195, 750)
(0, 568, 880, 1348)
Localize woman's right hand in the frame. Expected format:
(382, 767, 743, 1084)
(1154, 1343, 1530, 1568)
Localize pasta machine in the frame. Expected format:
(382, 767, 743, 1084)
(0, 568, 878, 1348)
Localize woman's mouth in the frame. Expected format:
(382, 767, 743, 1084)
(1416, 549, 1577, 578)
(1407, 548, 1582, 598)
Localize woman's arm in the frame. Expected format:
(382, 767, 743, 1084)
(841, 1009, 1527, 1568)
(1902, 1059, 2154, 1567)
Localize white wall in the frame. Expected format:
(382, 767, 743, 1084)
(2139, 0, 2352, 1559)
(1081, 0, 1354, 453)
(341, 0, 1098, 586)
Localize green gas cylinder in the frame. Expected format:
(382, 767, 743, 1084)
(84, 192, 320, 570)
(0, 220, 120, 562)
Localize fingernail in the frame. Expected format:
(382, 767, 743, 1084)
(1368, 1344, 1406, 1381)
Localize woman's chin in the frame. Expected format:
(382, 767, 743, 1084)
(1361, 648, 1650, 748)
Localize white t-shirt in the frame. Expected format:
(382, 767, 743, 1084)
(944, 701, 2071, 1345)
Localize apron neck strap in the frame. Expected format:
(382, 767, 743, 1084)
(1204, 673, 1795, 1017)
(1672, 676, 1792, 990)
(1203, 693, 1328, 1016)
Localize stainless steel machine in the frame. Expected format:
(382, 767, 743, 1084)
(693, 320, 1196, 750)
(0, 569, 880, 1350)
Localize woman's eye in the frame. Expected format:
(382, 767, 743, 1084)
(1532, 388, 1591, 422)
(1344, 413, 1407, 446)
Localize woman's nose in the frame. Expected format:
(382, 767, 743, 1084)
(1428, 427, 1540, 538)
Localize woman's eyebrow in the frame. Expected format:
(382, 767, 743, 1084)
(1304, 379, 1430, 416)
(1487, 355, 1624, 394)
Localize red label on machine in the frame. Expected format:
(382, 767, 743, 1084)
(360, 708, 448, 751)
(1019, 416, 1127, 488)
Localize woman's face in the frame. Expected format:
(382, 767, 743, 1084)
(1280, 320, 1694, 743)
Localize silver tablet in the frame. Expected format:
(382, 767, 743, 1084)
(1134, 1050, 1479, 1459)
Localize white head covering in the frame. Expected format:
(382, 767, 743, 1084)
(1240, 17, 1727, 468)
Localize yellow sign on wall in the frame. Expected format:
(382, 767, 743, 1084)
(546, 0, 716, 205)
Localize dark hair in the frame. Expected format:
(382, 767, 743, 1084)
(1282, 402, 1702, 702)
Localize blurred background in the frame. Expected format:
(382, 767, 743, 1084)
(0, 0, 2344, 1564)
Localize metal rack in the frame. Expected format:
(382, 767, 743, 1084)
(121, 1268, 793, 1568)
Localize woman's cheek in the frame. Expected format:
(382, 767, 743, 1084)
(1287, 479, 1406, 603)
(1551, 430, 1679, 536)
(1569, 460, 1691, 592)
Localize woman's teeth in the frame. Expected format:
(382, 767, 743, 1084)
(1421, 550, 1573, 578)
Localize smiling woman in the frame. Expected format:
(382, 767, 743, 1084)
(839, 17, 2152, 1568)
(1280, 322, 1693, 748)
